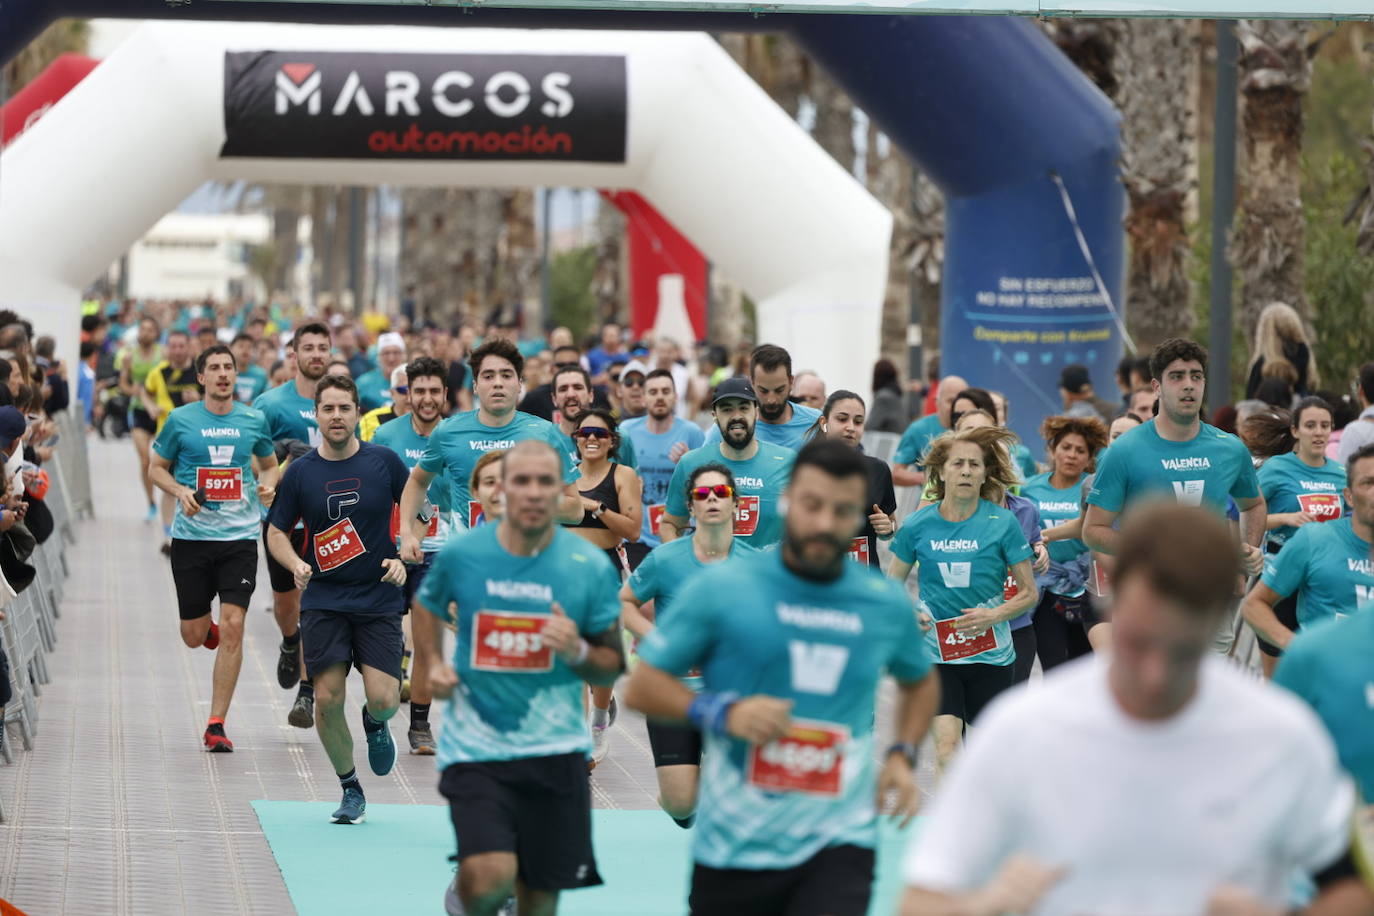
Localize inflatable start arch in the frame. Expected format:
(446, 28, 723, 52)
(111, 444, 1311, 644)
(0, 22, 891, 394)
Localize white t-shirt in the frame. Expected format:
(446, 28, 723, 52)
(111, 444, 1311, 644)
(905, 655, 1353, 914)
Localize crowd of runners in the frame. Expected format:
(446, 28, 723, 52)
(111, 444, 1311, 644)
(78, 295, 1374, 915)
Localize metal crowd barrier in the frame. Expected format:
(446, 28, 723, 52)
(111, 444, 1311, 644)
(0, 409, 87, 823)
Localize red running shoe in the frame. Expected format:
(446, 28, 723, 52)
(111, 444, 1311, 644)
(203, 723, 233, 753)
(204, 621, 220, 651)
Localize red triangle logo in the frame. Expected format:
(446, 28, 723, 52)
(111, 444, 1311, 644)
(281, 63, 316, 85)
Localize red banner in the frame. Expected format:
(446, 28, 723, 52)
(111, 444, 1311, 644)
(600, 190, 708, 341)
(1, 54, 99, 148)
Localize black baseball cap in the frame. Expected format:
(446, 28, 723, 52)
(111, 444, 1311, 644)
(0, 406, 25, 450)
(1060, 365, 1092, 394)
(711, 377, 758, 406)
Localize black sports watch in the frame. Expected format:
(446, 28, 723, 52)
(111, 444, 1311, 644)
(885, 742, 918, 768)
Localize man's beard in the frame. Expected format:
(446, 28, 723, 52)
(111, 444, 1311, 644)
(722, 419, 755, 448)
(759, 400, 786, 422)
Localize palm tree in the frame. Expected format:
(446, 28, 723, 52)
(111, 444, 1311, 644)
(1231, 20, 1318, 336)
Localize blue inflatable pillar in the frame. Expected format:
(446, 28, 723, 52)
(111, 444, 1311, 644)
(794, 16, 1126, 446)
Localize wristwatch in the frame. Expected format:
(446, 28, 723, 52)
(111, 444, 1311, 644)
(885, 742, 918, 768)
(591, 502, 606, 519)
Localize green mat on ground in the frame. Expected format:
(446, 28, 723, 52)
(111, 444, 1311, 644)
(252, 800, 917, 915)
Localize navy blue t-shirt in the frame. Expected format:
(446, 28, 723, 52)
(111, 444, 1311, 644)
(268, 442, 410, 614)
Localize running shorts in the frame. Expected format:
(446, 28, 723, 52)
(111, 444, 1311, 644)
(440, 753, 604, 892)
(1257, 591, 1298, 658)
(261, 519, 308, 594)
(402, 551, 434, 613)
(130, 407, 157, 435)
(299, 609, 403, 680)
(936, 662, 1014, 725)
(169, 539, 257, 620)
(689, 843, 875, 916)
(646, 719, 702, 768)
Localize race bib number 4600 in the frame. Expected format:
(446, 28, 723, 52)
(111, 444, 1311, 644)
(471, 610, 552, 673)
(733, 495, 760, 537)
(196, 466, 243, 502)
(934, 617, 998, 662)
(313, 517, 366, 571)
(1297, 493, 1342, 522)
(747, 720, 849, 797)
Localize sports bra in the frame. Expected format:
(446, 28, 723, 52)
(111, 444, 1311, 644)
(570, 463, 621, 530)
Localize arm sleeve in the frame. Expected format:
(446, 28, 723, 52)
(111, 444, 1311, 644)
(418, 426, 445, 475)
(1000, 515, 1034, 566)
(627, 550, 658, 604)
(1086, 445, 1127, 512)
(267, 463, 302, 532)
(886, 586, 932, 682)
(1229, 443, 1261, 500)
(636, 575, 716, 676)
(150, 412, 179, 462)
(1260, 528, 1309, 599)
(664, 457, 690, 518)
(251, 414, 275, 458)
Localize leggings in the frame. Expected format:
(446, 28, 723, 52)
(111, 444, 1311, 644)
(1011, 625, 1037, 684)
(1032, 589, 1093, 672)
(936, 663, 1014, 725)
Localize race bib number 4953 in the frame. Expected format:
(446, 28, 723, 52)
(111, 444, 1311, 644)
(196, 466, 243, 502)
(313, 517, 366, 571)
(733, 495, 760, 537)
(746, 720, 848, 797)
(471, 610, 552, 673)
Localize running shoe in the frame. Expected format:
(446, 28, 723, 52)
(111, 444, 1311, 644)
(288, 691, 314, 729)
(365, 710, 397, 776)
(444, 873, 465, 916)
(590, 724, 610, 769)
(408, 723, 436, 756)
(330, 786, 366, 825)
(160, 542, 172, 558)
(276, 640, 300, 689)
(203, 621, 220, 651)
(144, 503, 157, 522)
(203, 723, 233, 753)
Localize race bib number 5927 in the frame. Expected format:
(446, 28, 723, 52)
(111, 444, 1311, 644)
(1297, 493, 1342, 522)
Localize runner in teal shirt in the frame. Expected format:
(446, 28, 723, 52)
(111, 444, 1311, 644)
(622, 409, 704, 547)
(1257, 518, 1374, 629)
(1275, 607, 1374, 799)
(230, 334, 268, 405)
(1256, 398, 1347, 549)
(702, 400, 819, 452)
(1089, 418, 1258, 517)
(893, 412, 944, 467)
(372, 409, 453, 553)
(626, 441, 935, 913)
(254, 380, 320, 447)
(153, 399, 275, 541)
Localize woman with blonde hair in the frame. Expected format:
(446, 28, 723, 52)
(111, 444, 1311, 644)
(1246, 302, 1319, 399)
(889, 426, 1037, 776)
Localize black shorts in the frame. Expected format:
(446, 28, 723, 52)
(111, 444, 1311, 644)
(403, 552, 434, 612)
(646, 719, 702, 768)
(262, 519, 307, 594)
(439, 753, 603, 892)
(936, 663, 1014, 725)
(130, 407, 157, 435)
(169, 539, 258, 620)
(689, 843, 874, 916)
(1257, 591, 1299, 658)
(300, 609, 404, 680)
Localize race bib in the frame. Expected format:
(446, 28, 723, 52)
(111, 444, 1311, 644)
(747, 720, 848, 797)
(935, 616, 998, 662)
(468, 500, 484, 529)
(847, 536, 870, 565)
(196, 466, 243, 502)
(1297, 493, 1342, 522)
(313, 517, 366, 571)
(390, 504, 439, 541)
(648, 504, 666, 538)
(1003, 573, 1018, 600)
(1088, 558, 1113, 599)
(471, 610, 552, 673)
(734, 495, 760, 537)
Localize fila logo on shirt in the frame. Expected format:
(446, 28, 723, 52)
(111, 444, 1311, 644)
(788, 641, 849, 695)
(206, 445, 236, 466)
(1171, 480, 1205, 506)
(325, 477, 362, 520)
(938, 562, 972, 589)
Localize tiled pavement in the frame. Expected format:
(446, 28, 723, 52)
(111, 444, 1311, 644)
(0, 435, 934, 915)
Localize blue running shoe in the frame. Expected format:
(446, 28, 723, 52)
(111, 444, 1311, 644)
(364, 710, 397, 776)
(330, 786, 366, 825)
(144, 503, 158, 522)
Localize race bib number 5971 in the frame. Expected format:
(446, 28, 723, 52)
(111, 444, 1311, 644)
(196, 467, 243, 502)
